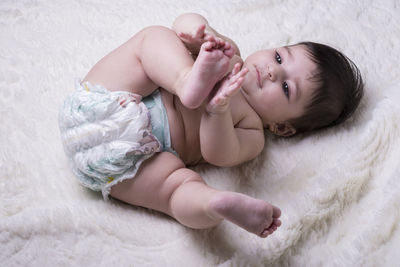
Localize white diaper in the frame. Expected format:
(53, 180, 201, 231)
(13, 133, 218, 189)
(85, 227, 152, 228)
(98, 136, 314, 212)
(58, 82, 161, 199)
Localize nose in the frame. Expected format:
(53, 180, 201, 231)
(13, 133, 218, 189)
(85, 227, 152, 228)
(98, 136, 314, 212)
(267, 65, 282, 82)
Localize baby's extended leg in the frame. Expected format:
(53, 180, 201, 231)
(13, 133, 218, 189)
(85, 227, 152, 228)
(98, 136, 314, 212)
(138, 26, 235, 108)
(110, 152, 281, 238)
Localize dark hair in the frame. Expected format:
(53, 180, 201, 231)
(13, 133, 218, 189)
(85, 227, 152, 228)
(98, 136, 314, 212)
(288, 41, 364, 134)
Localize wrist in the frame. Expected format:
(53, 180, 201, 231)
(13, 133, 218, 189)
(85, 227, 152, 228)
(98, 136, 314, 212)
(205, 104, 230, 116)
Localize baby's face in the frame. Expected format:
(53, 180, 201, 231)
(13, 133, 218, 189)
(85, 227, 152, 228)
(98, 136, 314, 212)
(241, 44, 318, 128)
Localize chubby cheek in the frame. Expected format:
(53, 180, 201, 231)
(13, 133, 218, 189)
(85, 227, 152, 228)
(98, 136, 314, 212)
(241, 77, 251, 91)
(243, 70, 256, 89)
(261, 92, 286, 119)
(261, 86, 278, 103)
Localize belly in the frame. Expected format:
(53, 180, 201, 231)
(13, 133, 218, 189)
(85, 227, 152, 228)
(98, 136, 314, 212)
(160, 91, 204, 165)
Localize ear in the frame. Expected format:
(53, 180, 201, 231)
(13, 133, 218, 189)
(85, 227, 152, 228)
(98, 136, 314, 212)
(269, 122, 297, 137)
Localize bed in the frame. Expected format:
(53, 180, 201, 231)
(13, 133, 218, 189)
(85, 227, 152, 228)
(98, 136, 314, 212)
(1, 0, 399, 266)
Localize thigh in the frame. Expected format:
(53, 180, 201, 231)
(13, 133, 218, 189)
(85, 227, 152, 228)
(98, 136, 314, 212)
(109, 152, 202, 216)
(138, 26, 195, 94)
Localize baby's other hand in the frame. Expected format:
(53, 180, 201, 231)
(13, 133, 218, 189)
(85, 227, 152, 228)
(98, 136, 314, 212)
(206, 63, 248, 114)
(178, 24, 225, 54)
(116, 93, 142, 108)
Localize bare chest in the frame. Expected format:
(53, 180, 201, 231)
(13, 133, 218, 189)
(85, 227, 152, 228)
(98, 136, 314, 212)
(162, 90, 260, 165)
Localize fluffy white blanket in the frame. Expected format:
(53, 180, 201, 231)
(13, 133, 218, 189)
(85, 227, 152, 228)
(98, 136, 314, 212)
(1, 0, 399, 266)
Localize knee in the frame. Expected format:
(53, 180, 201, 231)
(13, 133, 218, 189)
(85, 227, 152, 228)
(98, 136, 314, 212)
(166, 168, 204, 194)
(139, 25, 180, 51)
(165, 168, 204, 208)
(140, 25, 176, 39)
(167, 169, 220, 229)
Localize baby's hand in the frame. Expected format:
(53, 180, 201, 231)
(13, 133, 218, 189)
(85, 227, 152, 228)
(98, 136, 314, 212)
(116, 93, 142, 108)
(206, 63, 248, 114)
(177, 24, 225, 54)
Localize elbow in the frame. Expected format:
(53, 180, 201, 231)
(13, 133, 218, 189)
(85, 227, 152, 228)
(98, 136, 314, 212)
(201, 147, 241, 167)
(202, 142, 263, 167)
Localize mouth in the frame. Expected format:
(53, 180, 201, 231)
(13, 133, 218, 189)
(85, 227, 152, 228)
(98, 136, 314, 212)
(254, 65, 262, 88)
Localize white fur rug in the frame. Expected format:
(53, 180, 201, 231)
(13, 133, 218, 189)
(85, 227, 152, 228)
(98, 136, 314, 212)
(1, 0, 400, 266)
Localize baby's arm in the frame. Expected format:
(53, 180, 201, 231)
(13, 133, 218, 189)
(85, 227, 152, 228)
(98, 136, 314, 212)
(200, 64, 265, 167)
(172, 13, 240, 56)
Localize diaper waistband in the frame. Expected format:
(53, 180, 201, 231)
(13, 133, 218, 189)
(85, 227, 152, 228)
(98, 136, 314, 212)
(142, 90, 177, 156)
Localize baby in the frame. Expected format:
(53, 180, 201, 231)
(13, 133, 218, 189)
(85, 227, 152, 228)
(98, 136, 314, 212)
(59, 13, 363, 238)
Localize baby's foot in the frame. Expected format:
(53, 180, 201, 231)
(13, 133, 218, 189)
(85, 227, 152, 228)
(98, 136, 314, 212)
(179, 40, 235, 109)
(208, 192, 282, 238)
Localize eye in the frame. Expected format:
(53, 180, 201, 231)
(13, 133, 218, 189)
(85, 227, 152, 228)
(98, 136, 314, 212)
(283, 82, 290, 99)
(275, 51, 282, 64)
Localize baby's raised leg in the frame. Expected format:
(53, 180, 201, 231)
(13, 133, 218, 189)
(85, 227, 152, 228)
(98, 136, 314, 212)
(176, 40, 235, 108)
(110, 152, 281, 237)
(138, 26, 234, 108)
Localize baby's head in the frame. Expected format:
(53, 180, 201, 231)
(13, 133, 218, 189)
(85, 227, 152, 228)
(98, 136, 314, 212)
(241, 42, 364, 136)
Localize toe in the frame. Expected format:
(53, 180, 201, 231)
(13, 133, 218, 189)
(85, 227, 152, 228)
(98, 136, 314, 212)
(273, 218, 282, 227)
(272, 206, 281, 218)
(260, 229, 270, 238)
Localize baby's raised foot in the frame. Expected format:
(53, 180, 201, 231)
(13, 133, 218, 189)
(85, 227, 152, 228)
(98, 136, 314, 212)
(179, 40, 235, 109)
(208, 192, 282, 238)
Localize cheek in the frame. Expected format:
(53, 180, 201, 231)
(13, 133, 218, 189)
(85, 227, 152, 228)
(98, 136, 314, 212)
(242, 75, 251, 88)
(263, 85, 281, 101)
(261, 91, 287, 119)
(244, 69, 256, 84)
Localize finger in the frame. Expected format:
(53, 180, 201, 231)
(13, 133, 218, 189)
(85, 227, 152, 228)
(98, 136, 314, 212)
(202, 41, 215, 51)
(226, 77, 244, 96)
(228, 68, 247, 85)
(119, 99, 126, 107)
(215, 37, 226, 48)
(217, 78, 243, 102)
(231, 63, 241, 75)
(205, 34, 216, 43)
(195, 24, 206, 38)
(226, 74, 244, 88)
(224, 64, 241, 81)
(236, 67, 249, 78)
(178, 32, 189, 38)
(177, 32, 191, 42)
(219, 69, 244, 91)
(215, 96, 226, 106)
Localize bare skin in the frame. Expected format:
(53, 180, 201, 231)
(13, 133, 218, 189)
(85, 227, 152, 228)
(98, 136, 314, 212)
(208, 192, 282, 237)
(82, 21, 282, 237)
(177, 38, 235, 109)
